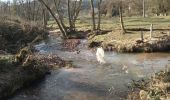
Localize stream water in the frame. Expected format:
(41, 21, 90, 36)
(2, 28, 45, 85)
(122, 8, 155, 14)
(9, 34, 170, 100)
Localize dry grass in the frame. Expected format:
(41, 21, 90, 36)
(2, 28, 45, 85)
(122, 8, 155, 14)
(48, 16, 170, 53)
(47, 16, 170, 31)
(0, 17, 48, 54)
(0, 55, 48, 99)
(82, 16, 170, 52)
(128, 65, 170, 100)
(88, 29, 170, 52)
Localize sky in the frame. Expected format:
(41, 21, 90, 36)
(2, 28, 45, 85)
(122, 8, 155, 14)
(1, 0, 13, 2)
(0, 0, 82, 3)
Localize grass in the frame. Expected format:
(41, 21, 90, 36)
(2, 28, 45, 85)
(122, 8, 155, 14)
(48, 16, 170, 52)
(47, 16, 170, 31)
(124, 16, 170, 29)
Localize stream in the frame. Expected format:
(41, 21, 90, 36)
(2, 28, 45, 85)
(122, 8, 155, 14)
(9, 33, 170, 100)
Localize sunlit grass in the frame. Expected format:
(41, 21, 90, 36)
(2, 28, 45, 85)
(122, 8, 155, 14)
(48, 16, 170, 31)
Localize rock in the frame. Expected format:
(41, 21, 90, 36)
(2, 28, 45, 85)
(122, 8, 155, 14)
(62, 39, 80, 51)
(160, 32, 166, 34)
(0, 50, 7, 54)
(136, 40, 143, 44)
(139, 90, 148, 100)
(88, 41, 102, 48)
(65, 61, 73, 68)
(46, 71, 51, 75)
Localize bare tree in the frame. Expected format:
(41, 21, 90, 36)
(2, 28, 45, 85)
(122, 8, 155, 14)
(42, 8, 47, 28)
(38, 0, 67, 38)
(143, 0, 145, 18)
(68, 0, 72, 31)
(67, 0, 82, 32)
(90, 0, 96, 31)
(97, 0, 102, 31)
(119, 0, 126, 34)
(90, 0, 102, 33)
(38, 0, 82, 38)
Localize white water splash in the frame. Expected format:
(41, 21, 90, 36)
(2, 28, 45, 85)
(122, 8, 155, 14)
(96, 47, 105, 64)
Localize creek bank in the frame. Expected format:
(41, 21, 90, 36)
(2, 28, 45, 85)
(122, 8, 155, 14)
(0, 55, 48, 99)
(88, 30, 170, 53)
(0, 53, 72, 99)
(128, 65, 170, 100)
(0, 18, 48, 54)
(63, 30, 90, 51)
(67, 30, 89, 39)
(0, 18, 64, 99)
(37, 54, 74, 69)
(49, 30, 89, 52)
(62, 39, 81, 51)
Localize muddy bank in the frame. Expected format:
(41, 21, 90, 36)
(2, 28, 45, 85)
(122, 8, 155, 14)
(37, 54, 74, 69)
(0, 18, 48, 54)
(62, 39, 80, 51)
(0, 55, 48, 99)
(128, 65, 170, 100)
(0, 45, 75, 100)
(67, 31, 88, 39)
(0, 18, 51, 99)
(88, 30, 170, 53)
(0, 53, 72, 99)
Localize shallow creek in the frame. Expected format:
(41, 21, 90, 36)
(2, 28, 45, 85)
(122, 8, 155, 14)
(9, 34, 170, 100)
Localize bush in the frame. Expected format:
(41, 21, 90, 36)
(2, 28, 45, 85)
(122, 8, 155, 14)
(0, 17, 48, 54)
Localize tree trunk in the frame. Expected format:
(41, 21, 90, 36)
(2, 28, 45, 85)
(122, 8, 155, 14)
(119, 1, 126, 34)
(35, 5, 40, 21)
(38, 0, 67, 38)
(53, 0, 68, 34)
(143, 0, 145, 18)
(32, 0, 36, 22)
(42, 9, 47, 29)
(74, 0, 82, 19)
(72, 0, 82, 31)
(67, 0, 73, 32)
(97, 0, 102, 31)
(90, 0, 96, 31)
